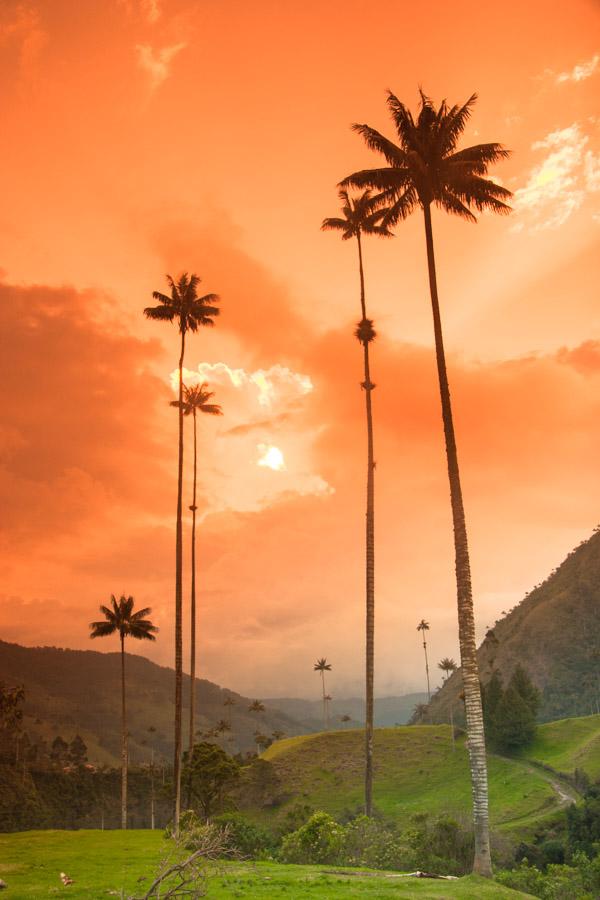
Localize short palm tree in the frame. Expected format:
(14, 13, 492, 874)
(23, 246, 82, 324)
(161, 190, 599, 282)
(248, 700, 266, 715)
(144, 272, 219, 830)
(341, 90, 512, 877)
(322, 188, 391, 817)
(417, 619, 432, 701)
(313, 658, 332, 729)
(439, 657, 457, 682)
(439, 657, 458, 750)
(170, 383, 222, 775)
(89, 595, 157, 829)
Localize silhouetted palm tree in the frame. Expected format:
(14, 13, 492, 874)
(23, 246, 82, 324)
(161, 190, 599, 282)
(417, 619, 432, 701)
(439, 657, 458, 750)
(144, 272, 219, 830)
(313, 659, 332, 729)
(322, 188, 391, 817)
(223, 694, 236, 729)
(171, 383, 222, 778)
(89, 595, 157, 829)
(341, 90, 511, 877)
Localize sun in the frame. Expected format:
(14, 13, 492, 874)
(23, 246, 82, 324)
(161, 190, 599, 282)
(257, 444, 285, 471)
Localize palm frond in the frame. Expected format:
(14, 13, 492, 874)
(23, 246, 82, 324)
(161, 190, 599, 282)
(351, 123, 407, 167)
(144, 305, 175, 321)
(151, 291, 174, 306)
(439, 93, 477, 153)
(321, 217, 352, 235)
(448, 142, 511, 173)
(435, 189, 478, 222)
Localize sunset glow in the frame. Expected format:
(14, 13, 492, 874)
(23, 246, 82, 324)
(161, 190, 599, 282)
(0, 0, 598, 702)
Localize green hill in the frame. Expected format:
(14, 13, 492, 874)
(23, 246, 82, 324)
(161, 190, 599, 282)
(515, 714, 600, 779)
(238, 724, 582, 836)
(426, 528, 600, 725)
(0, 640, 307, 765)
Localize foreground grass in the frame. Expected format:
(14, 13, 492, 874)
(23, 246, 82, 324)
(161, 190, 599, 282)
(258, 727, 557, 832)
(0, 831, 533, 898)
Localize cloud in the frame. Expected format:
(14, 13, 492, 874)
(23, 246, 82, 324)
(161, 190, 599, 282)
(165, 360, 331, 512)
(135, 41, 186, 90)
(556, 54, 599, 84)
(172, 362, 313, 408)
(512, 124, 599, 231)
(0, 278, 171, 550)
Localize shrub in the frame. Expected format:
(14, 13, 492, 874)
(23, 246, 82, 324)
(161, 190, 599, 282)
(341, 815, 406, 870)
(213, 812, 275, 858)
(402, 813, 474, 876)
(279, 811, 345, 864)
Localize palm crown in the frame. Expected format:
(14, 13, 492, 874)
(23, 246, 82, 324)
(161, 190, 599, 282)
(321, 189, 393, 240)
(248, 700, 265, 713)
(144, 273, 219, 334)
(90, 595, 158, 642)
(439, 657, 457, 675)
(340, 91, 512, 225)
(313, 658, 332, 673)
(417, 619, 430, 633)
(170, 382, 223, 417)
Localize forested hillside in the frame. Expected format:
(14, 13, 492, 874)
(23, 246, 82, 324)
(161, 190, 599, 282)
(0, 641, 306, 764)
(426, 528, 600, 724)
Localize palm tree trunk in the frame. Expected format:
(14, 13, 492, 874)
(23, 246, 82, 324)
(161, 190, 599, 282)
(422, 636, 431, 702)
(173, 329, 185, 831)
(186, 408, 198, 809)
(120, 633, 128, 830)
(422, 202, 492, 877)
(321, 670, 326, 729)
(357, 232, 375, 818)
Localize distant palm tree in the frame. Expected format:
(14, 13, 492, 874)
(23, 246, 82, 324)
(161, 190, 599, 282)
(417, 620, 432, 701)
(322, 189, 391, 818)
(144, 272, 219, 831)
(439, 657, 457, 682)
(272, 729, 286, 742)
(313, 659, 332, 729)
(413, 702, 429, 722)
(223, 694, 236, 729)
(439, 657, 458, 750)
(340, 714, 352, 728)
(341, 91, 511, 876)
(89, 595, 157, 829)
(170, 383, 222, 777)
(147, 725, 157, 829)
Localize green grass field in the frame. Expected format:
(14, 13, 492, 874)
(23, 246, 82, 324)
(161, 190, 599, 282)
(516, 714, 600, 778)
(258, 726, 560, 832)
(0, 830, 533, 898)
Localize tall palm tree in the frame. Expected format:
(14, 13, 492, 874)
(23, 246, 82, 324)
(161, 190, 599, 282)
(322, 189, 391, 818)
(341, 90, 512, 877)
(89, 595, 158, 829)
(144, 273, 219, 830)
(313, 658, 332, 729)
(439, 657, 458, 750)
(170, 383, 222, 778)
(417, 619, 432, 701)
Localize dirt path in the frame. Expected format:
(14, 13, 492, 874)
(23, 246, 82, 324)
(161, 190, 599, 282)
(508, 757, 579, 809)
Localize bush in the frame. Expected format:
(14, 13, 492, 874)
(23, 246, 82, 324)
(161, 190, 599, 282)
(403, 813, 474, 876)
(279, 811, 345, 864)
(496, 853, 600, 899)
(341, 815, 405, 870)
(213, 812, 275, 858)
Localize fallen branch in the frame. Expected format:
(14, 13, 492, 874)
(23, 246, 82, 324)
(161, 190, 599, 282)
(323, 869, 459, 880)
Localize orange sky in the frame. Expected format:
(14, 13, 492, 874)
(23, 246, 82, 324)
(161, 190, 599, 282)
(0, 0, 599, 699)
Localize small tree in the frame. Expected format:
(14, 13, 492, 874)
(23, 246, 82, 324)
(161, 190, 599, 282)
(69, 735, 88, 766)
(182, 742, 240, 820)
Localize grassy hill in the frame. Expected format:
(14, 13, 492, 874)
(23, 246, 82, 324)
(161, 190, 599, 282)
(238, 723, 583, 836)
(426, 528, 600, 725)
(262, 694, 428, 731)
(0, 640, 307, 764)
(515, 714, 600, 779)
